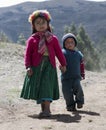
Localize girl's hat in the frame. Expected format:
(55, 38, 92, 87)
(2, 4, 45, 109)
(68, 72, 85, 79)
(28, 10, 51, 23)
(62, 33, 77, 48)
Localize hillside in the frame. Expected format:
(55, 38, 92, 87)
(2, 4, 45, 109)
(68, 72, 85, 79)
(0, 42, 106, 130)
(0, 0, 106, 43)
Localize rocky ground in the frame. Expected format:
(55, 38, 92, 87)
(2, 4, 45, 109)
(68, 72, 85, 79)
(0, 42, 106, 130)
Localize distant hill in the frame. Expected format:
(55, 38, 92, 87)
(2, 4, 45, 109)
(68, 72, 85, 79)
(0, 0, 106, 43)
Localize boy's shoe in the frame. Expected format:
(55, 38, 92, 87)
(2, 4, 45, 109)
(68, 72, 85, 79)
(67, 107, 77, 112)
(77, 103, 83, 109)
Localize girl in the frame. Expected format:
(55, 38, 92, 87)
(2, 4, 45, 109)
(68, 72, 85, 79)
(20, 10, 66, 117)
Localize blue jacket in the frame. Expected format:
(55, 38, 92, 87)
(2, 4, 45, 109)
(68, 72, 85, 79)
(61, 49, 83, 80)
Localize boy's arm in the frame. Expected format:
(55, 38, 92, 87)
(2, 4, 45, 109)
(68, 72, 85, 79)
(80, 59, 85, 79)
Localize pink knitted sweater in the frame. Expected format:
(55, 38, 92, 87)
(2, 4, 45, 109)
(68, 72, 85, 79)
(25, 34, 66, 68)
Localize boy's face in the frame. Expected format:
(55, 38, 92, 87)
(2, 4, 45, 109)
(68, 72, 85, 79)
(64, 38, 76, 50)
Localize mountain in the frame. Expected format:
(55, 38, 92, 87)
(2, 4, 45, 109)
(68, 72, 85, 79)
(0, 0, 106, 43)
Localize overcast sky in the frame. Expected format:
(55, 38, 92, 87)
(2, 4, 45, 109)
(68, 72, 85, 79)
(0, 0, 48, 7)
(0, 0, 106, 7)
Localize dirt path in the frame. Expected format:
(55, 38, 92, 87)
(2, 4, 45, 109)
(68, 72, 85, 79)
(0, 42, 106, 130)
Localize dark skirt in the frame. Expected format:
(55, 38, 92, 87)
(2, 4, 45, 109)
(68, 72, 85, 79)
(20, 56, 59, 104)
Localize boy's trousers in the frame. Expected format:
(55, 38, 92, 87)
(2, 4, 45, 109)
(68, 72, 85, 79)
(61, 78, 84, 109)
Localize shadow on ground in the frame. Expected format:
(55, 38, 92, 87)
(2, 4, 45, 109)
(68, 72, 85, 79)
(28, 110, 100, 123)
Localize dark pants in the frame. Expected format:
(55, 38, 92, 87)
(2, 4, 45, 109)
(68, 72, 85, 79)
(61, 78, 84, 109)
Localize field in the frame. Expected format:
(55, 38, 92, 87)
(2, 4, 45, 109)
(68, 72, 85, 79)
(0, 42, 106, 130)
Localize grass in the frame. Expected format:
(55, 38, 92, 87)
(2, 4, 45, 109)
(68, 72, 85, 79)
(8, 88, 21, 97)
(1, 88, 21, 106)
(0, 42, 7, 48)
(43, 126, 53, 130)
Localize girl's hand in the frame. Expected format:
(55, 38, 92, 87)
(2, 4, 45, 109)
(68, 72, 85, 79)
(81, 73, 85, 80)
(27, 67, 33, 76)
(59, 66, 66, 73)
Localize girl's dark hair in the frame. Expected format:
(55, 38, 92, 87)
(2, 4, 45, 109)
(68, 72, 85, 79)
(32, 16, 52, 34)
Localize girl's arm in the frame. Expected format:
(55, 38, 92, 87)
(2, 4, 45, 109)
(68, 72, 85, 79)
(53, 36, 67, 67)
(25, 37, 34, 68)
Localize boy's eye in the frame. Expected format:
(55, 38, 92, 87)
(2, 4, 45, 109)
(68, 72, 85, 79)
(66, 42, 75, 45)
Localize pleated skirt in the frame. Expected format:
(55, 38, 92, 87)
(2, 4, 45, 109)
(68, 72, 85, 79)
(20, 56, 59, 104)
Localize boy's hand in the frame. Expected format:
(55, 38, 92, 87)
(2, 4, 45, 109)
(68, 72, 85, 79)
(81, 73, 85, 80)
(59, 66, 66, 73)
(27, 67, 33, 76)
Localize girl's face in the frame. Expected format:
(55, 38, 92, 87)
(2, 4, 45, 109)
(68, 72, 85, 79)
(64, 38, 76, 50)
(34, 17, 48, 32)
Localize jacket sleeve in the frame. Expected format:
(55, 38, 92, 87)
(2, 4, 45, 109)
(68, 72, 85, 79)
(80, 59, 85, 79)
(53, 36, 67, 66)
(24, 37, 34, 68)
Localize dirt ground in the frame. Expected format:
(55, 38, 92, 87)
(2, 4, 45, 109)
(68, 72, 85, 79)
(0, 42, 106, 130)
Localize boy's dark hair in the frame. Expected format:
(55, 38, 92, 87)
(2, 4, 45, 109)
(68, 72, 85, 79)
(62, 33, 77, 48)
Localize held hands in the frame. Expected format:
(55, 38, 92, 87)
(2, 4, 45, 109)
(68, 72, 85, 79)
(59, 65, 66, 73)
(81, 73, 85, 80)
(27, 67, 33, 76)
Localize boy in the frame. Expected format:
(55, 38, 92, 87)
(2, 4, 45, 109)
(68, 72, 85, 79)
(60, 33, 85, 111)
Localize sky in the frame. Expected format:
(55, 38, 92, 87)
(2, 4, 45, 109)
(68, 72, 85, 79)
(86, 0, 106, 1)
(0, 0, 106, 8)
(0, 0, 48, 7)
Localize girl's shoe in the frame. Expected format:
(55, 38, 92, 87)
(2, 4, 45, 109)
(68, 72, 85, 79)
(38, 111, 51, 118)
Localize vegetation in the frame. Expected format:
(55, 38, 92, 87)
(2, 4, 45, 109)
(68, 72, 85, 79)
(64, 23, 101, 71)
(97, 38, 106, 70)
(0, 31, 10, 43)
(17, 33, 26, 45)
(0, 31, 26, 45)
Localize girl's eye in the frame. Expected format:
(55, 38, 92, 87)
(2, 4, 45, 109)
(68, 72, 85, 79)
(35, 21, 47, 25)
(36, 22, 39, 25)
